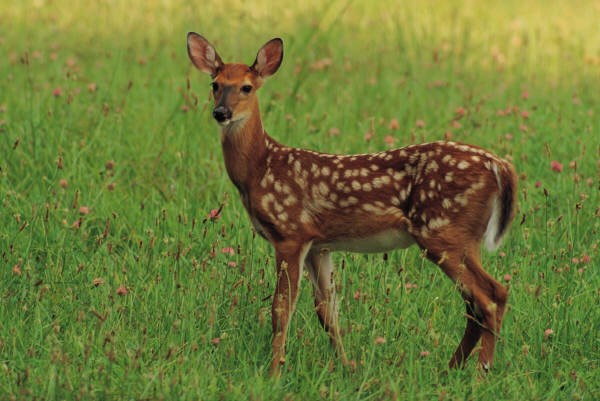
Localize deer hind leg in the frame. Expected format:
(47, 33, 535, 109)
(421, 241, 508, 370)
(305, 248, 348, 366)
(466, 252, 508, 370)
(270, 241, 312, 377)
(449, 297, 483, 368)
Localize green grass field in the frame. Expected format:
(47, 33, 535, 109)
(1, 0, 599, 399)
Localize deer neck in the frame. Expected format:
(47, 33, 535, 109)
(220, 103, 268, 191)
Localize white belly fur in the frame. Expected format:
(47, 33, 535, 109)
(318, 228, 415, 253)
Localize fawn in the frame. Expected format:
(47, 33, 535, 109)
(186, 33, 518, 376)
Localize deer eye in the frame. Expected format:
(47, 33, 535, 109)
(241, 85, 253, 94)
(211, 82, 219, 92)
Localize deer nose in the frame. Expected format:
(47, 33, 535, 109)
(213, 106, 232, 123)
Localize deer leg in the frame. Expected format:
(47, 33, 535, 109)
(305, 248, 348, 366)
(422, 242, 508, 370)
(270, 241, 312, 377)
(448, 298, 483, 368)
(463, 253, 508, 371)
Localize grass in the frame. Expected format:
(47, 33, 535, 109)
(1, 0, 599, 399)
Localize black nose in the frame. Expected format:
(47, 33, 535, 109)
(213, 106, 232, 123)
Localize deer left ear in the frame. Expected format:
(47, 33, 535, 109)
(251, 38, 283, 78)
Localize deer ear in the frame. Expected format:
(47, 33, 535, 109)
(187, 32, 223, 77)
(251, 38, 283, 78)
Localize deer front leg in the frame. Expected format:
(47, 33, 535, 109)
(305, 248, 348, 367)
(270, 241, 312, 377)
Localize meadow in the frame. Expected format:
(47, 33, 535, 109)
(1, 0, 599, 399)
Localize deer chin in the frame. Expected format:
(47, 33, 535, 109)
(220, 115, 249, 133)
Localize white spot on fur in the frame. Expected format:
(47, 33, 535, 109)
(319, 181, 330, 196)
(393, 171, 406, 181)
(362, 203, 376, 212)
(409, 153, 420, 163)
(426, 160, 439, 173)
(293, 160, 302, 174)
(457, 160, 470, 170)
(300, 210, 312, 224)
(261, 193, 275, 211)
(294, 176, 307, 189)
(454, 193, 468, 206)
(315, 198, 336, 210)
(283, 194, 297, 206)
(428, 217, 450, 230)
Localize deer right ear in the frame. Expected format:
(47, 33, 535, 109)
(187, 32, 223, 77)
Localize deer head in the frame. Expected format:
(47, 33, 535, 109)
(187, 32, 283, 129)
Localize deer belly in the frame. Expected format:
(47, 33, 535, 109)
(323, 228, 415, 253)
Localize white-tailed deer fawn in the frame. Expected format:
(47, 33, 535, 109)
(187, 33, 518, 376)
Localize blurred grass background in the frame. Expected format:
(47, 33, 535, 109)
(1, 0, 599, 400)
